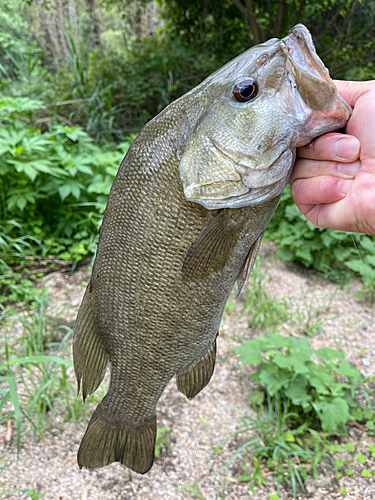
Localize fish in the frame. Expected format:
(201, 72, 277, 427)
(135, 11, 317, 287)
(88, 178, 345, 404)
(73, 24, 351, 474)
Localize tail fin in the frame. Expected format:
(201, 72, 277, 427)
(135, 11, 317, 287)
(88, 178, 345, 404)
(78, 405, 157, 474)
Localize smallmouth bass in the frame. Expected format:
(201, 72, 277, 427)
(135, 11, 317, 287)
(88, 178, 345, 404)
(73, 24, 351, 474)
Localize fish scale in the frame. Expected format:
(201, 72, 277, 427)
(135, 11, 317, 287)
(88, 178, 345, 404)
(73, 24, 351, 475)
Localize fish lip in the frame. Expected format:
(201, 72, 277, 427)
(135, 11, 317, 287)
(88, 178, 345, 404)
(281, 24, 337, 112)
(283, 24, 326, 72)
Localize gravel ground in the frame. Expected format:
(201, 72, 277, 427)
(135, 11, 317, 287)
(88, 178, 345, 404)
(1, 244, 374, 500)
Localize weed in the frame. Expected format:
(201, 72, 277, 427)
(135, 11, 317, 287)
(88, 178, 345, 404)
(266, 186, 375, 297)
(332, 442, 375, 480)
(288, 286, 337, 337)
(214, 394, 332, 498)
(234, 333, 368, 434)
(225, 333, 375, 496)
(175, 481, 206, 499)
(0, 300, 91, 448)
(240, 261, 288, 332)
(155, 424, 173, 458)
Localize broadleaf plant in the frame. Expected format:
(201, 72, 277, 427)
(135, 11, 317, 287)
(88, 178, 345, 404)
(235, 333, 367, 435)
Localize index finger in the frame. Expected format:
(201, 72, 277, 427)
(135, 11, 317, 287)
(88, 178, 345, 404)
(334, 80, 375, 108)
(297, 133, 360, 162)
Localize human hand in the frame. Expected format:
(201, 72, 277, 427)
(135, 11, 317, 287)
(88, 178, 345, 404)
(290, 80, 375, 235)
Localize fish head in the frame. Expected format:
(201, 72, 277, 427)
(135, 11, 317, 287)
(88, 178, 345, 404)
(179, 24, 352, 209)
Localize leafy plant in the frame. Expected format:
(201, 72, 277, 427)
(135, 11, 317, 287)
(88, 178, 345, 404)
(235, 333, 367, 435)
(0, 97, 130, 304)
(266, 187, 375, 296)
(331, 442, 375, 480)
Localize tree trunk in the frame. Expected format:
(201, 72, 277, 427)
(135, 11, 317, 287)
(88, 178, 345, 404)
(232, 0, 263, 44)
(273, 0, 286, 38)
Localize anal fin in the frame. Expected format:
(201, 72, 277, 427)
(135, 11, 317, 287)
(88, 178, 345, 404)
(236, 232, 264, 296)
(177, 335, 217, 400)
(73, 288, 109, 400)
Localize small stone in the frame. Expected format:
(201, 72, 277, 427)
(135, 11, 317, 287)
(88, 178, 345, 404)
(362, 358, 371, 367)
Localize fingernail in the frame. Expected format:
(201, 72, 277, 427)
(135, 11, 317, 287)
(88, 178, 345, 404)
(337, 179, 353, 195)
(337, 160, 361, 176)
(334, 137, 360, 159)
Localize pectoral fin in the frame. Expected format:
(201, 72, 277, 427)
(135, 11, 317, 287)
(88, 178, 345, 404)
(182, 210, 244, 280)
(236, 232, 264, 296)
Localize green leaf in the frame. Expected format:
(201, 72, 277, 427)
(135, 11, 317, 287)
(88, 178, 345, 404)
(285, 374, 311, 405)
(23, 164, 38, 181)
(289, 337, 313, 352)
(361, 469, 372, 477)
(16, 197, 26, 211)
(285, 433, 295, 442)
(308, 369, 334, 394)
(235, 350, 263, 365)
(335, 360, 361, 378)
(324, 444, 345, 453)
(351, 408, 363, 421)
(316, 348, 345, 362)
(295, 247, 313, 264)
(249, 389, 264, 406)
(58, 184, 71, 201)
(314, 397, 351, 433)
(345, 259, 364, 273)
(345, 467, 354, 476)
(360, 236, 375, 253)
(275, 247, 294, 262)
(355, 453, 366, 464)
(344, 443, 355, 452)
(251, 366, 283, 395)
(335, 458, 344, 468)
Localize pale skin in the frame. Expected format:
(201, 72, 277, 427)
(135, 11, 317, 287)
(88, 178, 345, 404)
(291, 80, 375, 236)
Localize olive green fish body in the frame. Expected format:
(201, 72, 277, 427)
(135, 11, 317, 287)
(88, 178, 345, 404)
(73, 24, 352, 474)
(90, 108, 279, 418)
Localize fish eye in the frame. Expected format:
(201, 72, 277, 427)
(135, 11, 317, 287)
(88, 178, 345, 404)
(232, 80, 258, 102)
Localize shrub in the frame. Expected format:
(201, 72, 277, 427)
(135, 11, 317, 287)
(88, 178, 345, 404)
(0, 97, 129, 304)
(266, 187, 375, 296)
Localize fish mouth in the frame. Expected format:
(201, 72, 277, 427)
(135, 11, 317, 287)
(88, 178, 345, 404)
(281, 24, 337, 112)
(280, 24, 351, 140)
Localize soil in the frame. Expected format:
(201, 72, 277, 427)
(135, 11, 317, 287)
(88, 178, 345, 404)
(1, 242, 375, 500)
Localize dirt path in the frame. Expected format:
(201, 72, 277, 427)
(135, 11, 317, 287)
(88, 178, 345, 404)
(1, 247, 375, 500)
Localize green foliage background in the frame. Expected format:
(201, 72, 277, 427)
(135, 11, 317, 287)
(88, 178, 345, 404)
(0, 0, 374, 304)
